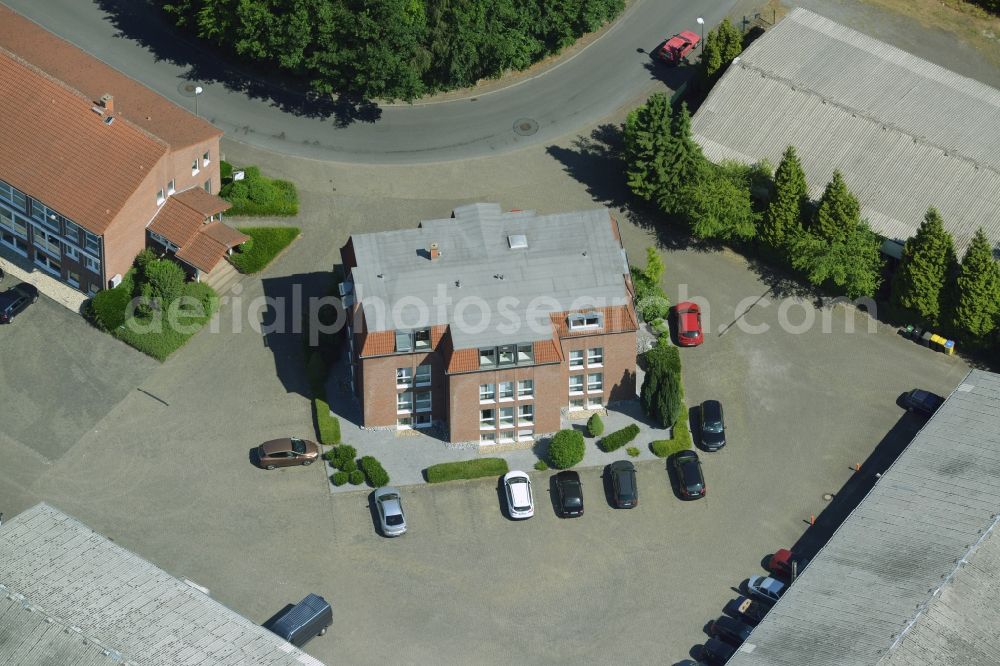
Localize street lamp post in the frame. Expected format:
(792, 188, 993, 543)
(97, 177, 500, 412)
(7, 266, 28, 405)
(194, 86, 203, 117)
(696, 17, 705, 50)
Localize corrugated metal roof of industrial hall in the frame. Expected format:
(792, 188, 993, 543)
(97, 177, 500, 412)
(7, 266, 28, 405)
(349, 203, 633, 350)
(690, 7, 1000, 257)
(0, 503, 325, 666)
(728, 369, 1000, 666)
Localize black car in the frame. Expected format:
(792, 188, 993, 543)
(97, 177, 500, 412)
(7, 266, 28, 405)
(723, 595, 770, 626)
(554, 470, 584, 517)
(608, 460, 638, 508)
(0, 283, 38, 324)
(670, 449, 705, 499)
(901, 389, 944, 416)
(700, 400, 726, 451)
(702, 637, 736, 664)
(710, 615, 754, 645)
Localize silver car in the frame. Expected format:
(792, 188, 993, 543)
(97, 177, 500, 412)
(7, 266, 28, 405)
(374, 486, 407, 536)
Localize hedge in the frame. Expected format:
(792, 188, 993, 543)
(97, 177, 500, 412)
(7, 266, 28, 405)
(598, 424, 641, 452)
(220, 165, 299, 216)
(626, 446, 641, 457)
(426, 458, 509, 483)
(330, 471, 348, 486)
(348, 470, 365, 485)
(113, 281, 219, 361)
(228, 226, 300, 274)
(650, 420, 693, 458)
(359, 456, 390, 487)
(549, 429, 585, 469)
(338, 457, 357, 473)
(587, 413, 605, 437)
(306, 351, 329, 398)
(534, 460, 549, 471)
(314, 398, 340, 445)
(324, 444, 356, 466)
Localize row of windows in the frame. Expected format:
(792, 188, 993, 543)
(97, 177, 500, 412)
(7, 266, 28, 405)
(1, 209, 101, 273)
(569, 373, 603, 394)
(480, 380, 533, 402)
(0, 182, 100, 255)
(395, 328, 431, 353)
(397, 414, 432, 429)
(567, 311, 603, 330)
(479, 343, 533, 367)
(396, 365, 431, 386)
(480, 405, 533, 428)
(397, 390, 431, 413)
(569, 347, 603, 368)
(481, 430, 533, 443)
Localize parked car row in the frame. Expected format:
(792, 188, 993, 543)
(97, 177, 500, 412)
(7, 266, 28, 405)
(687, 547, 807, 664)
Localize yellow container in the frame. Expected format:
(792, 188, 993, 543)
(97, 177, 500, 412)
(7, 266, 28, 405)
(929, 334, 947, 346)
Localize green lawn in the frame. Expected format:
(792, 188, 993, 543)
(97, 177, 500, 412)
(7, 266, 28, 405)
(112, 282, 219, 361)
(228, 226, 300, 274)
(220, 163, 298, 216)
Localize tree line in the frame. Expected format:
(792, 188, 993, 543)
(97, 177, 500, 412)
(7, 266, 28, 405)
(160, 0, 624, 100)
(623, 92, 1000, 345)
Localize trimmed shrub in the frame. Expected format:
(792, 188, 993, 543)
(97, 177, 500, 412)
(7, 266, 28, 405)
(359, 456, 390, 487)
(549, 429, 585, 469)
(326, 444, 355, 466)
(598, 424, 641, 452)
(650, 420, 693, 458)
(534, 460, 549, 471)
(220, 167, 299, 216)
(229, 226, 300, 274)
(426, 458, 509, 483)
(587, 413, 605, 437)
(626, 446, 640, 457)
(338, 457, 357, 473)
(144, 258, 186, 304)
(134, 248, 157, 278)
(306, 351, 329, 398)
(348, 470, 365, 485)
(330, 471, 349, 486)
(87, 279, 133, 331)
(313, 398, 341, 445)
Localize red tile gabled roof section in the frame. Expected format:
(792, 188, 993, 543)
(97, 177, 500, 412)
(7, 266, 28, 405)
(0, 49, 167, 235)
(552, 304, 638, 338)
(149, 194, 247, 273)
(360, 331, 396, 357)
(173, 187, 231, 217)
(0, 5, 221, 151)
(148, 198, 203, 248)
(533, 338, 564, 364)
(174, 225, 246, 273)
(200, 221, 248, 248)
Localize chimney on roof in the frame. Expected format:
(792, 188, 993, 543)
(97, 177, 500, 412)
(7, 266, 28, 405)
(429, 242, 440, 261)
(99, 94, 114, 114)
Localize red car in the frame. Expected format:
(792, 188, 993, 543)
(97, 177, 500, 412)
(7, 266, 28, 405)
(768, 548, 810, 581)
(659, 31, 700, 64)
(675, 301, 703, 346)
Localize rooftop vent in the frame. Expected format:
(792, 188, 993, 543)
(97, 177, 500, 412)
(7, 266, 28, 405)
(429, 242, 441, 261)
(99, 93, 114, 113)
(104, 116, 114, 126)
(508, 234, 527, 249)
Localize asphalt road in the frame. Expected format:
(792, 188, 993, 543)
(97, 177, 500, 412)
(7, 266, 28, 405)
(1, 0, 737, 163)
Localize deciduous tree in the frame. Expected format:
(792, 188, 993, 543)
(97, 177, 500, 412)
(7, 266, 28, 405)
(789, 221, 883, 298)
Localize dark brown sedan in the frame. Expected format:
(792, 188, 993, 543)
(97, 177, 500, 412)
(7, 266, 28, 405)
(257, 437, 320, 470)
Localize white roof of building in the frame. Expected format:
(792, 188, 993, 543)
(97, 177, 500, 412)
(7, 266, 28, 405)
(0, 503, 324, 666)
(691, 8, 1000, 256)
(350, 203, 631, 349)
(729, 369, 1000, 666)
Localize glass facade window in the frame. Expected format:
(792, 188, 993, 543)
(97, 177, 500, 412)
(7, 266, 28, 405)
(479, 348, 496, 367)
(397, 391, 413, 413)
(414, 391, 431, 412)
(499, 407, 514, 427)
(63, 219, 82, 245)
(569, 375, 584, 394)
(480, 384, 495, 401)
(568, 312, 602, 330)
(498, 345, 515, 366)
(517, 380, 533, 398)
(415, 364, 431, 385)
(64, 245, 80, 261)
(84, 232, 100, 255)
(588, 347, 604, 366)
(84, 255, 101, 274)
(480, 432, 496, 442)
(569, 350, 584, 368)
(480, 409, 495, 428)
(587, 373, 603, 392)
(414, 328, 431, 350)
(518, 404, 533, 424)
(167, 179, 176, 194)
(498, 381, 514, 400)
(517, 343, 533, 363)
(396, 367, 413, 385)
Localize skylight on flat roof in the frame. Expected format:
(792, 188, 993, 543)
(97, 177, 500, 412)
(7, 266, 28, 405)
(508, 234, 527, 249)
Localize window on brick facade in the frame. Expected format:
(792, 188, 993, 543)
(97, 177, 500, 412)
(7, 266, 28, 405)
(588, 397, 603, 410)
(397, 391, 413, 413)
(498, 381, 514, 400)
(480, 432, 496, 443)
(517, 380, 533, 398)
(499, 430, 516, 443)
(479, 348, 496, 367)
(156, 189, 165, 205)
(517, 343, 533, 363)
(202, 150, 211, 166)
(568, 311, 602, 330)
(498, 344, 515, 366)
(414, 391, 431, 412)
(569, 350, 584, 369)
(480, 409, 495, 428)
(396, 367, 413, 386)
(192, 158, 200, 175)
(415, 364, 431, 386)
(414, 328, 431, 350)
(480, 384, 495, 402)
(587, 373, 603, 392)
(84, 231, 101, 255)
(569, 375, 584, 394)
(588, 347, 603, 366)
(167, 179, 176, 195)
(518, 404, 533, 424)
(499, 407, 514, 427)
(517, 429, 533, 442)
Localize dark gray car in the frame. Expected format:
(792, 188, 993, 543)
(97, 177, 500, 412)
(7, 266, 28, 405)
(700, 400, 726, 451)
(609, 461, 638, 508)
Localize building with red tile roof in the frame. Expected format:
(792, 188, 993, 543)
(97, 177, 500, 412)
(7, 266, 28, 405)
(0, 5, 245, 296)
(340, 204, 638, 444)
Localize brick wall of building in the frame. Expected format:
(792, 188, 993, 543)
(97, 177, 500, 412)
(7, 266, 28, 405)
(559, 329, 637, 409)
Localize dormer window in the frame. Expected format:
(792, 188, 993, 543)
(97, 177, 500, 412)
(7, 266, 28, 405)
(167, 179, 176, 195)
(568, 312, 602, 330)
(192, 158, 200, 175)
(156, 189, 165, 205)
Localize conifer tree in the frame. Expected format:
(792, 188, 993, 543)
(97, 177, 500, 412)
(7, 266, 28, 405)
(623, 93, 674, 202)
(952, 228, 1000, 339)
(813, 170, 860, 243)
(762, 146, 808, 251)
(892, 207, 958, 324)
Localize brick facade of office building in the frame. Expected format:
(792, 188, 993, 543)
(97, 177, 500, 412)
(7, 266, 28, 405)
(341, 204, 638, 445)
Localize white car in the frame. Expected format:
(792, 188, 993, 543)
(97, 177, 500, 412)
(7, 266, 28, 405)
(374, 486, 407, 536)
(746, 575, 786, 604)
(503, 471, 534, 519)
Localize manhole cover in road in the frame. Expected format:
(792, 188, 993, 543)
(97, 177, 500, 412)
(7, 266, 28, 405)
(178, 82, 202, 97)
(513, 118, 539, 136)
(823, 493, 834, 501)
